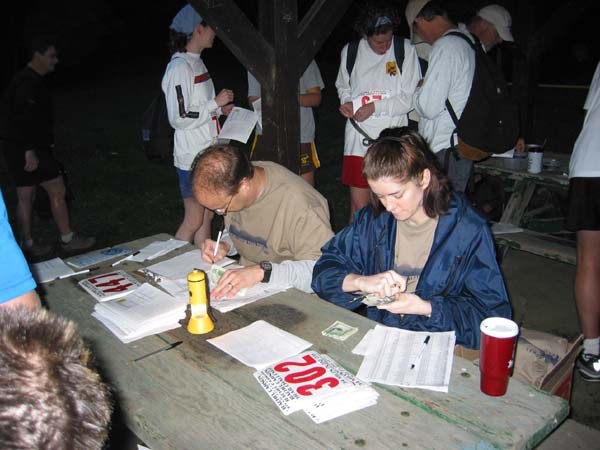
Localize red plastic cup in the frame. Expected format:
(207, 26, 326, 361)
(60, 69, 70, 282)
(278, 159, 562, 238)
(479, 317, 519, 396)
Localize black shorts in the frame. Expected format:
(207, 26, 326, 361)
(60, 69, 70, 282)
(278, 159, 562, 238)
(3, 144, 61, 187)
(565, 177, 600, 231)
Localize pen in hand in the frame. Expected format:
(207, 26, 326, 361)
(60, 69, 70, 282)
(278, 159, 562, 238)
(410, 335, 431, 370)
(213, 230, 223, 258)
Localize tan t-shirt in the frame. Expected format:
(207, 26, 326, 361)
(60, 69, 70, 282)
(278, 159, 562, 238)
(394, 216, 439, 293)
(225, 162, 334, 266)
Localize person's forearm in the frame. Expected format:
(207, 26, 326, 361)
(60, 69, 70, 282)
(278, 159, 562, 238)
(270, 260, 316, 293)
(1, 290, 41, 309)
(299, 92, 321, 108)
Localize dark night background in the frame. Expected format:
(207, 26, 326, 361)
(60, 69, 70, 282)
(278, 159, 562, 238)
(2, 0, 598, 90)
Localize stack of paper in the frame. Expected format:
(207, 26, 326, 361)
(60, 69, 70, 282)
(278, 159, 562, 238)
(92, 283, 187, 343)
(255, 351, 379, 423)
(29, 257, 76, 283)
(354, 325, 456, 392)
(207, 321, 378, 423)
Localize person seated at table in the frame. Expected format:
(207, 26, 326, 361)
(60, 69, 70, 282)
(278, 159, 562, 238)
(311, 127, 511, 349)
(191, 144, 334, 299)
(0, 306, 112, 449)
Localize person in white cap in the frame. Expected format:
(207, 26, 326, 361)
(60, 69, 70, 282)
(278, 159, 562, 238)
(411, 0, 476, 192)
(405, 0, 432, 62)
(162, 4, 234, 247)
(468, 4, 514, 52)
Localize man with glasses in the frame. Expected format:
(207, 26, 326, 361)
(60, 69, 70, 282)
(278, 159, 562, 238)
(190, 144, 334, 299)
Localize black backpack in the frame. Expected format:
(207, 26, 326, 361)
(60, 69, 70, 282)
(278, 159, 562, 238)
(445, 32, 519, 161)
(141, 90, 173, 165)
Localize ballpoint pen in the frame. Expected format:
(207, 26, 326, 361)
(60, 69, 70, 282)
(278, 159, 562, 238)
(111, 251, 141, 267)
(410, 335, 431, 370)
(213, 230, 223, 257)
(58, 266, 100, 280)
(133, 341, 183, 362)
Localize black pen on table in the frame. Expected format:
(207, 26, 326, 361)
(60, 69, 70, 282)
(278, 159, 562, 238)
(133, 341, 183, 362)
(410, 335, 431, 370)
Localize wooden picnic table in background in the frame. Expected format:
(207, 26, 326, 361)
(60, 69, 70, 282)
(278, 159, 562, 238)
(42, 234, 569, 449)
(475, 152, 569, 230)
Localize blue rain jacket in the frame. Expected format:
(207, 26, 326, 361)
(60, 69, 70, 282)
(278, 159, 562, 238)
(311, 193, 511, 349)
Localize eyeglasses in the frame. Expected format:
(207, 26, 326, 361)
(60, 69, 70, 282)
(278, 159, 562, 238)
(214, 194, 234, 216)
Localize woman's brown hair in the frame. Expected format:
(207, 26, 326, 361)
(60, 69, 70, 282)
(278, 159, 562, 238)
(363, 127, 452, 217)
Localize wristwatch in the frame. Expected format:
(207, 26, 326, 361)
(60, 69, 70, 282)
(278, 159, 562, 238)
(259, 261, 272, 283)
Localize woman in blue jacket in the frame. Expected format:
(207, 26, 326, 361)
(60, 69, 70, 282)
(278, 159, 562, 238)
(311, 128, 511, 349)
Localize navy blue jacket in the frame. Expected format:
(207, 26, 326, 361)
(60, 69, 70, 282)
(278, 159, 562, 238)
(311, 193, 511, 349)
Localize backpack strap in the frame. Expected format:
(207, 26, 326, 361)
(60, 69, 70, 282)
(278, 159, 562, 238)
(445, 30, 477, 51)
(346, 39, 360, 80)
(392, 35, 404, 75)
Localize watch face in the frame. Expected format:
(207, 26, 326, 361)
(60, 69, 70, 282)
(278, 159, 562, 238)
(260, 261, 272, 282)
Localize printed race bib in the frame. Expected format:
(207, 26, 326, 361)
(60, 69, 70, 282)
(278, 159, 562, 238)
(352, 90, 391, 116)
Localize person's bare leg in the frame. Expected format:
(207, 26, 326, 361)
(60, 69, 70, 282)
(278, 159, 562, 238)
(176, 197, 206, 243)
(349, 186, 371, 223)
(575, 230, 600, 340)
(301, 171, 315, 186)
(193, 208, 214, 247)
(40, 175, 70, 235)
(15, 186, 36, 242)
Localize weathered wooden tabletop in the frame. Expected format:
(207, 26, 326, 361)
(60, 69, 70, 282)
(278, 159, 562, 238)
(43, 234, 568, 450)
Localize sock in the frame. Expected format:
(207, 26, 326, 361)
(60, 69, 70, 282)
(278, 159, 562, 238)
(583, 337, 600, 356)
(61, 231, 74, 244)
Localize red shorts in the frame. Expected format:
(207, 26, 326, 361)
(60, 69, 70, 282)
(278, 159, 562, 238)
(341, 155, 369, 188)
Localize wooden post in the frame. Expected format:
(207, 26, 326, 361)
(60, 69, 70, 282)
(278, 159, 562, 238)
(189, 0, 353, 172)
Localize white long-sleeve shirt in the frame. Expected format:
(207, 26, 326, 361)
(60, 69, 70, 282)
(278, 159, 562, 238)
(414, 29, 475, 153)
(336, 38, 421, 157)
(161, 52, 220, 170)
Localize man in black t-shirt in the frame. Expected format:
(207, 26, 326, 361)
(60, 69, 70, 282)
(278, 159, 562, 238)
(3, 35, 94, 256)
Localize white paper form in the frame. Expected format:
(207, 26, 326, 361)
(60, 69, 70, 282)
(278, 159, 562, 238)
(142, 250, 235, 281)
(66, 247, 132, 269)
(29, 257, 75, 283)
(218, 107, 258, 143)
(356, 325, 455, 392)
(210, 283, 289, 313)
(207, 320, 312, 370)
(128, 239, 188, 263)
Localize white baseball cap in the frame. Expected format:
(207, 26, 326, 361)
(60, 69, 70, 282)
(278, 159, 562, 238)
(405, 0, 430, 38)
(170, 4, 203, 34)
(477, 4, 514, 42)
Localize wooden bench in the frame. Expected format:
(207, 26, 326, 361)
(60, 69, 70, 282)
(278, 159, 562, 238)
(494, 228, 576, 265)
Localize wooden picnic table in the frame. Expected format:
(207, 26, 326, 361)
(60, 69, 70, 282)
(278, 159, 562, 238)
(475, 152, 569, 227)
(42, 234, 568, 450)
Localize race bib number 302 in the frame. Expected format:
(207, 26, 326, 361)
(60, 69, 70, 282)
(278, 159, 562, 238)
(254, 351, 366, 415)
